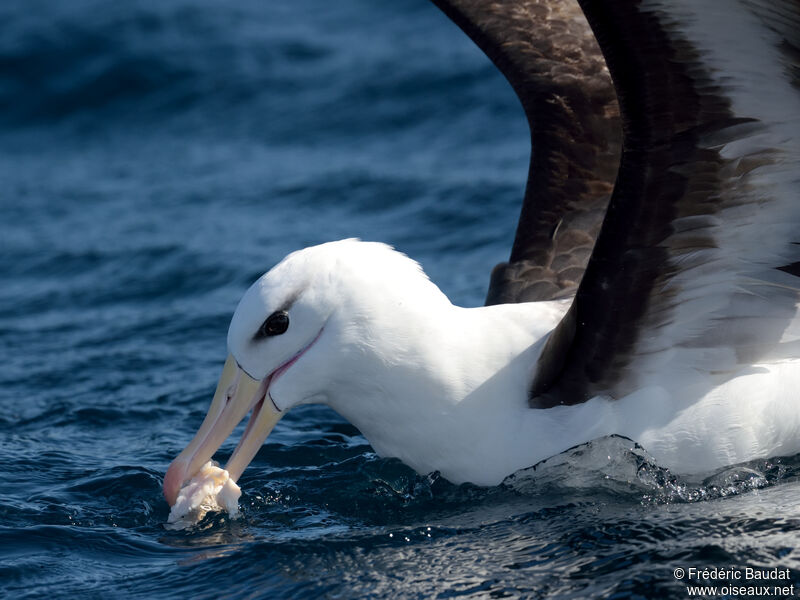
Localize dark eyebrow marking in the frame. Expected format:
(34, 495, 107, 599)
(250, 291, 301, 343)
(277, 292, 300, 313)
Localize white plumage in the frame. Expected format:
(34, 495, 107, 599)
(226, 240, 800, 484)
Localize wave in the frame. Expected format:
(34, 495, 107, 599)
(0, 0, 502, 139)
(0, 0, 332, 128)
(504, 434, 798, 504)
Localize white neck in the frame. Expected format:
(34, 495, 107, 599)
(326, 297, 579, 485)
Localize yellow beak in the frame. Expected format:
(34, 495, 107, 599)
(163, 354, 283, 506)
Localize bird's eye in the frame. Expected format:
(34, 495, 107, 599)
(256, 310, 290, 339)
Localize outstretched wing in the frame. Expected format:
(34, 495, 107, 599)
(531, 0, 800, 407)
(430, 0, 621, 304)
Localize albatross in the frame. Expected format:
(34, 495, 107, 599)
(164, 0, 800, 506)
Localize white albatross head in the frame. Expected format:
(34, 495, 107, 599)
(163, 239, 451, 505)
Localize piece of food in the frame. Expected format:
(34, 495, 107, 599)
(166, 461, 241, 527)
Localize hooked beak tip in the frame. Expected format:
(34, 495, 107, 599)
(163, 459, 189, 506)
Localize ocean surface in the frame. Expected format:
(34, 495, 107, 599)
(2, 0, 799, 598)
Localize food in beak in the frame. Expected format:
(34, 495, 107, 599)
(166, 461, 241, 528)
(163, 354, 283, 520)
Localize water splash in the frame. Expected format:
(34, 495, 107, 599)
(503, 435, 798, 505)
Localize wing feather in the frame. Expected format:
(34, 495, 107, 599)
(430, 0, 622, 303)
(531, 0, 800, 407)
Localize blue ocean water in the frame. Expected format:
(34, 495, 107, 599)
(2, 0, 799, 598)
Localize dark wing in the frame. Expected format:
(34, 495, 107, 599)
(430, 0, 621, 304)
(531, 0, 800, 407)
